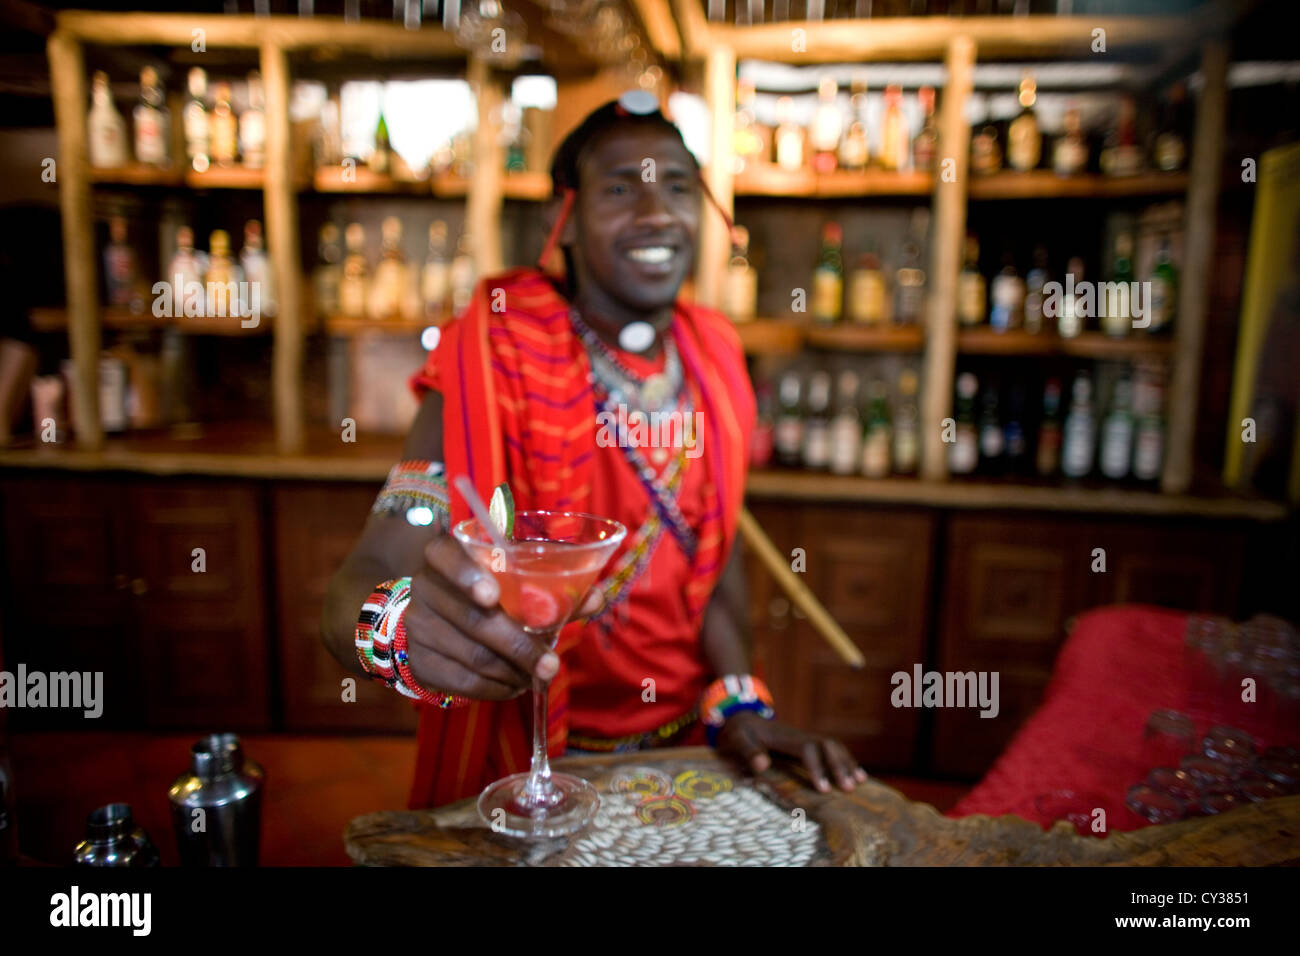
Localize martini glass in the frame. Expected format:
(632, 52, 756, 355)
(453, 510, 626, 837)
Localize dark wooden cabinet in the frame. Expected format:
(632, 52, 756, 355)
(272, 483, 419, 733)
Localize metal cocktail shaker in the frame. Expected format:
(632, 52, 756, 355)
(168, 733, 264, 866)
(73, 803, 160, 867)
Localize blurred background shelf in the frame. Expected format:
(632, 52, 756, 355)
(734, 317, 806, 354)
(967, 172, 1190, 200)
(957, 328, 1177, 359)
(322, 315, 444, 336)
(807, 323, 925, 353)
(735, 165, 933, 198)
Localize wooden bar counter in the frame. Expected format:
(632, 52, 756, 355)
(343, 747, 1300, 867)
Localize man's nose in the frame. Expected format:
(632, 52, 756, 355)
(634, 183, 673, 225)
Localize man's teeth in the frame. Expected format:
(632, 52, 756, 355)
(626, 246, 673, 264)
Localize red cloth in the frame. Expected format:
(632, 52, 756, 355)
(949, 605, 1296, 831)
(404, 269, 754, 808)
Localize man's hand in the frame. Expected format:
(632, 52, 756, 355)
(403, 536, 604, 701)
(715, 711, 868, 793)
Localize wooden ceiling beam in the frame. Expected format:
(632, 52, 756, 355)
(627, 0, 682, 61)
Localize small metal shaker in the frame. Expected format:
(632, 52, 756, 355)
(73, 803, 160, 867)
(168, 733, 264, 866)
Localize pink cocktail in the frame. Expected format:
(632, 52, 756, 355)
(453, 510, 626, 837)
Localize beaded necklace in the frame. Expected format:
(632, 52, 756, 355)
(571, 309, 682, 414)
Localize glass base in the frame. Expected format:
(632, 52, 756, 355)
(477, 772, 600, 838)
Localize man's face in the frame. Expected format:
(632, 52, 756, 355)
(568, 124, 700, 313)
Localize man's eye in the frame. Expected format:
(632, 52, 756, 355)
(670, 182, 691, 194)
(606, 183, 629, 196)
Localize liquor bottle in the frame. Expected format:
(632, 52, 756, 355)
(313, 222, 343, 318)
(733, 79, 766, 175)
(894, 239, 926, 326)
(879, 85, 910, 172)
(893, 368, 921, 475)
(750, 382, 775, 468)
(1099, 376, 1135, 480)
(1132, 365, 1165, 482)
(1003, 383, 1029, 474)
(240, 71, 266, 169)
(371, 109, 392, 175)
(183, 67, 210, 173)
(421, 220, 450, 321)
(1100, 94, 1142, 177)
(723, 225, 759, 323)
(957, 235, 986, 326)
(1057, 256, 1086, 338)
(828, 370, 863, 476)
(1023, 244, 1050, 334)
(811, 223, 844, 324)
(1102, 232, 1135, 337)
(1152, 82, 1188, 173)
(239, 219, 276, 318)
(970, 96, 1002, 176)
(168, 225, 206, 315)
(1035, 378, 1063, 477)
(1006, 72, 1041, 173)
(134, 66, 170, 167)
(774, 371, 804, 467)
(204, 230, 244, 317)
(1060, 373, 1096, 478)
(88, 71, 129, 169)
(809, 76, 842, 175)
(860, 379, 892, 478)
(1147, 238, 1178, 335)
(977, 382, 1004, 474)
(801, 370, 832, 470)
(339, 222, 369, 319)
(949, 372, 979, 475)
(912, 86, 939, 173)
(838, 78, 869, 172)
(209, 82, 239, 167)
(1052, 105, 1088, 176)
(370, 216, 408, 319)
(450, 231, 476, 315)
(989, 251, 1025, 333)
(847, 244, 887, 325)
(774, 96, 805, 171)
(104, 215, 137, 308)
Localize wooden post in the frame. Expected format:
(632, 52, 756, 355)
(696, 43, 735, 309)
(47, 31, 101, 450)
(920, 34, 975, 482)
(1163, 40, 1227, 495)
(262, 41, 304, 454)
(467, 56, 504, 277)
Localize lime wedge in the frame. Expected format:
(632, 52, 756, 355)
(488, 483, 515, 539)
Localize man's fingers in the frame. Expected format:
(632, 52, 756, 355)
(801, 741, 831, 793)
(412, 572, 558, 680)
(403, 600, 530, 690)
(404, 638, 524, 702)
(424, 535, 497, 607)
(824, 740, 861, 792)
(575, 587, 605, 620)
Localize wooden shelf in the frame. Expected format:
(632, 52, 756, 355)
(503, 171, 552, 201)
(323, 315, 443, 336)
(185, 165, 267, 189)
(967, 171, 1189, 200)
(90, 163, 282, 191)
(735, 165, 932, 198)
(31, 306, 170, 332)
(88, 163, 184, 186)
(733, 317, 806, 354)
(807, 323, 925, 352)
(311, 166, 431, 195)
(957, 327, 1176, 359)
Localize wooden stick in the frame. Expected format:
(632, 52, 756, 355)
(737, 507, 865, 669)
(695, 43, 735, 309)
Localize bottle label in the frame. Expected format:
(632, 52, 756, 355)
(774, 417, 803, 461)
(1036, 426, 1061, 475)
(979, 423, 1004, 459)
(893, 428, 918, 473)
(861, 429, 891, 477)
(1134, 424, 1163, 480)
(1007, 116, 1041, 172)
(1149, 278, 1173, 331)
(135, 111, 166, 164)
(849, 272, 886, 324)
(812, 271, 842, 322)
(949, 428, 977, 474)
(1061, 419, 1095, 476)
(958, 275, 986, 324)
(1053, 140, 1087, 176)
(828, 418, 862, 474)
(1100, 419, 1133, 478)
(802, 423, 830, 468)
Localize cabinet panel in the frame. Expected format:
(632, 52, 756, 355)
(272, 483, 418, 733)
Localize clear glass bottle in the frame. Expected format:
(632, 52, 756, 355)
(1100, 376, 1135, 480)
(894, 239, 926, 326)
(774, 96, 805, 171)
(957, 235, 986, 326)
(911, 86, 939, 173)
(239, 218, 276, 318)
(314, 222, 343, 318)
(1006, 71, 1041, 173)
(828, 369, 863, 476)
(422, 220, 451, 322)
(848, 244, 887, 325)
(1057, 256, 1086, 338)
(204, 229, 244, 317)
(450, 230, 476, 315)
(879, 84, 910, 172)
(774, 371, 804, 468)
(838, 77, 869, 172)
(989, 251, 1025, 333)
(134, 66, 170, 167)
(811, 222, 844, 324)
(723, 225, 759, 324)
(1060, 373, 1096, 478)
(183, 67, 210, 172)
(1132, 364, 1165, 482)
(168, 225, 206, 316)
(240, 70, 266, 169)
(88, 71, 129, 169)
(809, 76, 842, 175)
(209, 81, 239, 167)
(732, 79, 765, 175)
(893, 368, 920, 475)
(970, 96, 1002, 176)
(1100, 94, 1142, 177)
(370, 216, 408, 319)
(339, 222, 369, 319)
(1052, 105, 1088, 177)
(801, 369, 832, 470)
(104, 215, 136, 308)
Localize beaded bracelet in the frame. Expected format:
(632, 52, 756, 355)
(701, 674, 776, 747)
(371, 460, 451, 528)
(356, 577, 468, 709)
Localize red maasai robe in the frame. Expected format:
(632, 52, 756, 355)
(406, 268, 755, 808)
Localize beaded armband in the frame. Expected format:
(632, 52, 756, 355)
(371, 460, 451, 529)
(701, 674, 776, 747)
(356, 577, 468, 709)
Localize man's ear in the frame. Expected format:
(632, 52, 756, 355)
(543, 194, 578, 247)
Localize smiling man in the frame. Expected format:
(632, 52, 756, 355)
(322, 93, 866, 808)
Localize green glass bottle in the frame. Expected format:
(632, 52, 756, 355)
(371, 109, 391, 175)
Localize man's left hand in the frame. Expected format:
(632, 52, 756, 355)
(714, 711, 868, 793)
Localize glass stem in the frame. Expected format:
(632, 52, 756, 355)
(523, 674, 556, 802)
